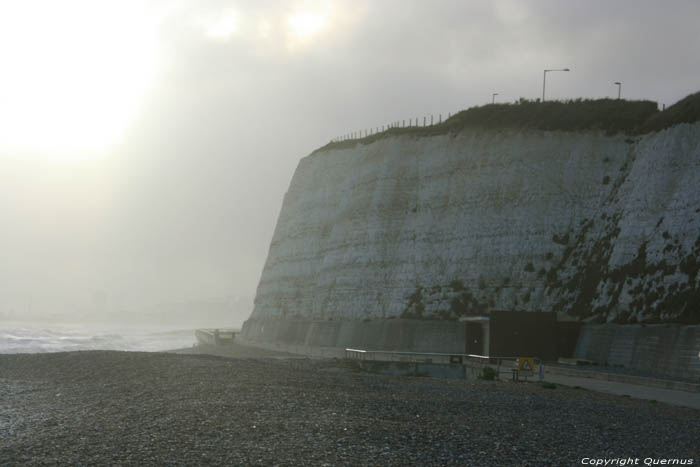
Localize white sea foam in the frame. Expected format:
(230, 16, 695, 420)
(0, 323, 196, 354)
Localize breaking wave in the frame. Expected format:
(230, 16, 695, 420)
(0, 324, 196, 354)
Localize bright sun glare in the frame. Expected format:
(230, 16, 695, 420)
(0, 1, 158, 156)
(287, 12, 327, 39)
(206, 10, 239, 39)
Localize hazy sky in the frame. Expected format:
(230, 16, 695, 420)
(1, 0, 699, 320)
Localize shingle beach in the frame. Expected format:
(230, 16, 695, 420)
(1, 344, 698, 466)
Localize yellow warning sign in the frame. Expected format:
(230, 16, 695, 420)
(518, 357, 535, 375)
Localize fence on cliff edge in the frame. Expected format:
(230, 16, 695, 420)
(330, 111, 459, 143)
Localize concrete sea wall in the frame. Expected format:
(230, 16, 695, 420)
(241, 318, 465, 355)
(240, 318, 700, 382)
(574, 324, 700, 381)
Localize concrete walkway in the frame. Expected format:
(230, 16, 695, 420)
(542, 372, 700, 409)
(228, 339, 700, 410)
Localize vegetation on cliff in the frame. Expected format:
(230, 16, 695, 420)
(636, 90, 700, 133)
(319, 90, 700, 153)
(442, 98, 657, 134)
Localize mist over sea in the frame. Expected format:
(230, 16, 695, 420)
(0, 323, 196, 354)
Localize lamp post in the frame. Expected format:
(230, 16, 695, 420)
(542, 68, 570, 102)
(614, 81, 622, 99)
(492, 93, 499, 104)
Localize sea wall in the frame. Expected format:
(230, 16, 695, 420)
(239, 318, 700, 382)
(574, 324, 700, 381)
(240, 318, 465, 355)
(251, 123, 700, 324)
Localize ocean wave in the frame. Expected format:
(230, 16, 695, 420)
(0, 325, 196, 354)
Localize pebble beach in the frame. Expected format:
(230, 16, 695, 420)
(1, 344, 698, 466)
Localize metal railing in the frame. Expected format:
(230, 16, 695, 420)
(345, 348, 487, 363)
(344, 348, 544, 381)
(330, 111, 459, 143)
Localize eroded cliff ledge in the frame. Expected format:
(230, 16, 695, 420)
(252, 96, 700, 324)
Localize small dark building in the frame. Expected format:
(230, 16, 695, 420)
(490, 311, 557, 361)
(462, 311, 582, 361)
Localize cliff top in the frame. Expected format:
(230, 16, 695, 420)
(315, 90, 700, 154)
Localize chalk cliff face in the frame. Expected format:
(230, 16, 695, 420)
(252, 123, 700, 324)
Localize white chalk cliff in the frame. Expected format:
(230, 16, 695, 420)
(251, 122, 700, 324)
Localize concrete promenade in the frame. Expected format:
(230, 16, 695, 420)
(221, 338, 700, 410)
(541, 372, 700, 409)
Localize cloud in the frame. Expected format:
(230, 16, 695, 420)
(2, 0, 699, 320)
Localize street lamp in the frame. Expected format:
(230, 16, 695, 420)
(492, 93, 499, 104)
(542, 68, 570, 102)
(614, 81, 622, 99)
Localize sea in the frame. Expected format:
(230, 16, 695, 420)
(0, 323, 197, 354)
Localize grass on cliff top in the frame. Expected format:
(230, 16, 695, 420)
(316, 90, 700, 153)
(636, 90, 700, 133)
